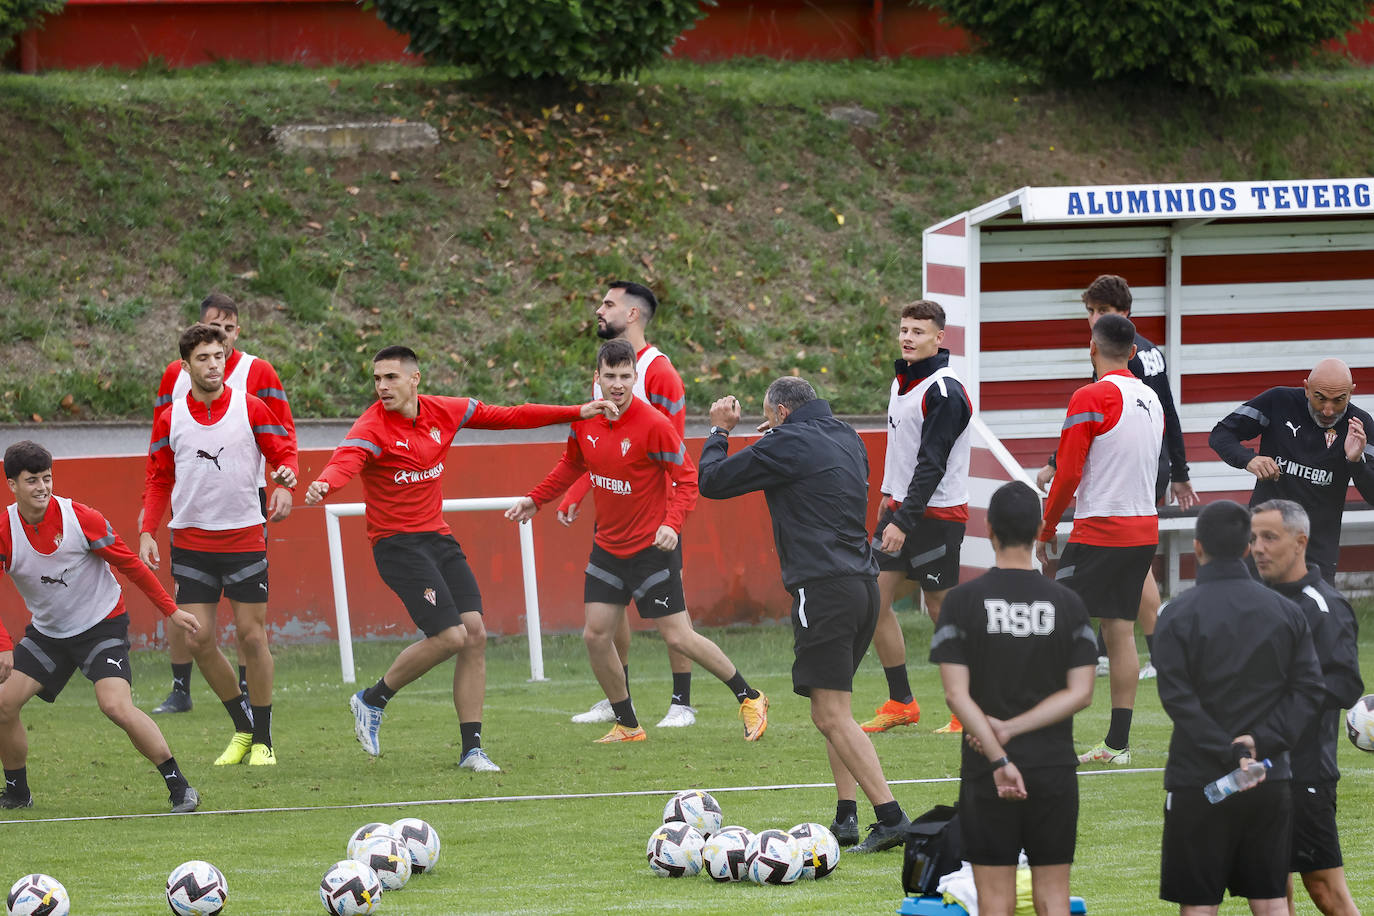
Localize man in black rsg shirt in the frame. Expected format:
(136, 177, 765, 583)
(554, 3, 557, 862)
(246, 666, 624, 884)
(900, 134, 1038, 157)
(930, 481, 1097, 915)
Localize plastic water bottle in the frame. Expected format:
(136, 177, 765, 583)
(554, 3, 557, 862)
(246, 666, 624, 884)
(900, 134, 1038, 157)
(1203, 758, 1271, 804)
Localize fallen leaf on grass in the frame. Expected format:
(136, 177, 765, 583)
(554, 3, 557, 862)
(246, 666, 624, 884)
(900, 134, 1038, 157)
(389, 171, 401, 183)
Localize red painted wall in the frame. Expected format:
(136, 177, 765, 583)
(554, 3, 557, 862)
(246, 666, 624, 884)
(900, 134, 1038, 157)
(0, 431, 884, 648)
(10, 0, 1373, 73)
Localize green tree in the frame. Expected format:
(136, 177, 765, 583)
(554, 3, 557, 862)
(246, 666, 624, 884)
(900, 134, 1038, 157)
(1, 0, 64, 58)
(370, 0, 713, 81)
(934, 0, 1374, 94)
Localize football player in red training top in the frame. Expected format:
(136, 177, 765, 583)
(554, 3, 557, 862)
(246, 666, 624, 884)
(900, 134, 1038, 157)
(1, 440, 202, 813)
(561, 281, 700, 730)
(141, 323, 298, 769)
(148, 293, 296, 715)
(1037, 313, 1162, 768)
(505, 338, 770, 744)
(306, 345, 618, 772)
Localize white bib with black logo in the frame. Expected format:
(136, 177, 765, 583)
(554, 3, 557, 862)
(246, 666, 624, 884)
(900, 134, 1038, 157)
(7, 496, 120, 638)
(169, 388, 265, 531)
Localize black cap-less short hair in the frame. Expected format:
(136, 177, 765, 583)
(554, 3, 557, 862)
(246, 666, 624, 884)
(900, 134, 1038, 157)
(373, 345, 420, 367)
(179, 323, 228, 360)
(1091, 312, 1136, 361)
(597, 338, 637, 371)
(1196, 500, 1251, 562)
(987, 481, 1042, 549)
(5, 440, 52, 480)
(608, 281, 659, 323)
(900, 299, 946, 329)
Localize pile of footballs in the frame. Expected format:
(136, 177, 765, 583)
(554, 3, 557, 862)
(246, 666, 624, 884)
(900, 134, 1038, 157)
(646, 790, 840, 885)
(5, 817, 441, 916)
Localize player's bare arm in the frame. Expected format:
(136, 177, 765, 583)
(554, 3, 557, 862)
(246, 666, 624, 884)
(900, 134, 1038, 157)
(0, 649, 11, 682)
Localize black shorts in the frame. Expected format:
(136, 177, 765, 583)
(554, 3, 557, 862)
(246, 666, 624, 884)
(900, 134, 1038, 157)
(959, 765, 1078, 866)
(1291, 783, 1343, 873)
(873, 506, 964, 592)
(584, 543, 684, 619)
(1160, 781, 1292, 905)
(1054, 542, 1155, 621)
(170, 545, 269, 605)
(790, 576, 879, 697)
(13, 614, 132, 704)
(372, 532, 482, 637)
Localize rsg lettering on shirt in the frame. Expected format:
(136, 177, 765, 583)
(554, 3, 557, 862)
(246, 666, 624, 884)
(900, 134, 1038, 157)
(985, 599, 1056, 637)
(1137, 348, 1165, 377)
(393, 463, 444, 485)
(589, 473, 633, 495)
(1275, 456, 1334, 486)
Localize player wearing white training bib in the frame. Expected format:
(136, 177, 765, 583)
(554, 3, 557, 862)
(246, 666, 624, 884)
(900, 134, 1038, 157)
(862, 300, 973, 737)
(140, 324, 298, 770)
(1037, 313, 1162, 768)
(0, 441, 202, 814)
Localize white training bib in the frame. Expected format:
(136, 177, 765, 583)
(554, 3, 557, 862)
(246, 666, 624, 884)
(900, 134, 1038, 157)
(6, 496, 121, 638)
(881, 367, 972, 509)
(168, 388, 266, 531)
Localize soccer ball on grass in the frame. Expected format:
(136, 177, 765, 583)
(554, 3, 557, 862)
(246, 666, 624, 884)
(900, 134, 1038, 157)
(645, 821, 705, 877)
(346, 822, 396, 860)
(165, 861, 228, 916)
(320, 860, 382, 916)
(352, 834, 412, 890)
(662, 789, 723, 838)
(702, 826, 752, 882)
(746, 829, 803, 885)
(390, 817, 441, 873)
(6, 874, 70, 916)
(789, 822, 841, 879)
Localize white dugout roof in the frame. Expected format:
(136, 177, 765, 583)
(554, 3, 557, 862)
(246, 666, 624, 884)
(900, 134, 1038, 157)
(920, 178, 1374, 587)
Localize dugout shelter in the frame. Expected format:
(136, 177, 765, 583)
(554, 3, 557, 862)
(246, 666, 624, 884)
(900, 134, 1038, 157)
(921, 178, 1374, 593)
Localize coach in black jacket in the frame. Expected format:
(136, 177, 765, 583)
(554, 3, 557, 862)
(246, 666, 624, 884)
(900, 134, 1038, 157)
(698, 376, 911, 855)
(1154, 500, 1325, 913)
(1209, 357, 1374, 581)
(1250, 498, 1363, 915)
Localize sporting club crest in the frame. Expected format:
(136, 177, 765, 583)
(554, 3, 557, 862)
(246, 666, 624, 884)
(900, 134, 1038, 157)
(430, 427, 442, 444)
(621, 438, 632, 456)
(1325, 429, 1338, 448)
(423, 587, 437, 606)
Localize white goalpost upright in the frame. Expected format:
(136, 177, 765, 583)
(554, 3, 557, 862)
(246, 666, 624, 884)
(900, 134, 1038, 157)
(323, 497, 548, 684)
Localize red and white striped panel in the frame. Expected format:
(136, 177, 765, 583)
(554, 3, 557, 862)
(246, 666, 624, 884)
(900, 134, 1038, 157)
(922, 213, 971, 381)
(971, 218, 1374, 505)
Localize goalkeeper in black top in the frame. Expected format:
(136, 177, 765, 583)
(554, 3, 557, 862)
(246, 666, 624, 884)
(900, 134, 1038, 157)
(930, 481, 1097, 916)
(1210, 357, 1374, 583)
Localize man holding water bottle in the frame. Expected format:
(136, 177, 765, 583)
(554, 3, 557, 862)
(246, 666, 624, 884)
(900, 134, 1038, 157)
(1154, 500, 1324, 915)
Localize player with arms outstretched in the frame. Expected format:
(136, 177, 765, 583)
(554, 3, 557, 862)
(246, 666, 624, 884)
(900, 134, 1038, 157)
(0, 441, 202, 813)
(307, 345, 619, 771)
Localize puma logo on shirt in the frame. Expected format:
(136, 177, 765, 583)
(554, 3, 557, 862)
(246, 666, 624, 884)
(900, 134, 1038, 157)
(1285, 421, 1301, 437)
(40, 569, 69, 587)
(195, 447, 225, 469)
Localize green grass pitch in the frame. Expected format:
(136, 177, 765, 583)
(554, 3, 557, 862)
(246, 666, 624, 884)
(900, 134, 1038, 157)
(1, 614, 1370, 914)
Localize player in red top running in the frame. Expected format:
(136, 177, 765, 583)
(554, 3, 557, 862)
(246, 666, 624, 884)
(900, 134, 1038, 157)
(506, 339, 770, 744)
(140, 324, 299, 768)
(1037, 313, 1163, 767)
(149, 293, 297, 715)
(305, 345, 618, 772)
(561, 282, 698, 729)
(0, 441, 202, 813)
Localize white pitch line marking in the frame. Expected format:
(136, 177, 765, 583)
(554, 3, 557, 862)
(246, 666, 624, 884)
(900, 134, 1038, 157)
(0, 768, 1163, 826)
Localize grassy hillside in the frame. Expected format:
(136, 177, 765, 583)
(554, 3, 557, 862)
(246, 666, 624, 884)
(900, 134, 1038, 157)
(2, 57, 1373, 423)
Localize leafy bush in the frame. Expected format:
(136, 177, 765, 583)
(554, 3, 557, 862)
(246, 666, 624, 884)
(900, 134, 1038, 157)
(371, 0, 713, 80)
(933, 0, 1374, 94)
(0, 0, 64, 58)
